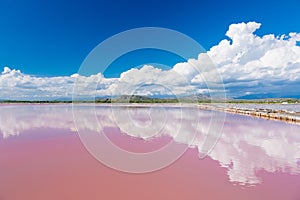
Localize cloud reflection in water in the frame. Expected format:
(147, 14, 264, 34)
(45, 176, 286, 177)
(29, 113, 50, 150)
(0, 104, 299, 185)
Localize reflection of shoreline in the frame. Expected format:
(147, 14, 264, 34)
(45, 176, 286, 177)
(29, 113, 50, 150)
(2, 102, 299, 125)
(225, 107, 300, 124)
(105, 103, 300, 125)
(201, 104, 300, 125)
(1, 102, 300, 126)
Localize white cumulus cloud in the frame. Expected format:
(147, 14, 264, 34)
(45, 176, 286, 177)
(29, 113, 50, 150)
(208, 21, 300, 97)
(1, 21, 300, 100)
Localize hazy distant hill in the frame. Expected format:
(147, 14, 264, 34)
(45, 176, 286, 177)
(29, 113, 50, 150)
(114, 95, 150, 102)
(95, 94, 214, 103)
(109, 95, 178, 103)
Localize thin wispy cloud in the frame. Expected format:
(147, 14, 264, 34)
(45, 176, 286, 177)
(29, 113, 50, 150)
(1, 22, 300, 100)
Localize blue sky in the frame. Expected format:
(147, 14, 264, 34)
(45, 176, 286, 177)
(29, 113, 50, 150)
(1, 0, 300, 76)
(0, 0, 300, 100)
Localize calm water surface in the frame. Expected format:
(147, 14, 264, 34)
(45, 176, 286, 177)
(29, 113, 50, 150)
(0, 104, 300, 200)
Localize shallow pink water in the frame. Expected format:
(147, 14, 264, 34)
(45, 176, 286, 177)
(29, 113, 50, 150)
(0, 105, 300, 200)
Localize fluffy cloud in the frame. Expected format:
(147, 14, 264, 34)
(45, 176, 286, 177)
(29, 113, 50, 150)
(208, 22, 300, 97)
(0, 67, 74, 100)
(1, 21, 300, 100)
(0, 67, 117, 100)
(107, 64, 202, 97)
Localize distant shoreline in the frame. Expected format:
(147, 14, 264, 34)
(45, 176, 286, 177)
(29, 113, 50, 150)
(0, 99, 299, 104)
(1, 101, 299, 125)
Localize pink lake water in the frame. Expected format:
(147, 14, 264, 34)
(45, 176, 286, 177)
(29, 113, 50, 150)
(0, 104, 300, 200)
